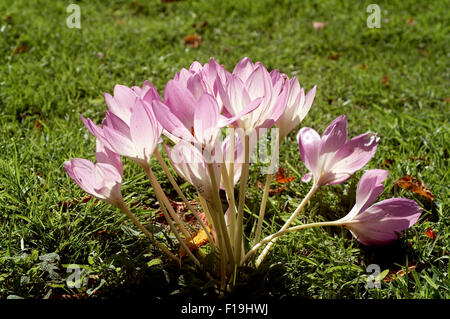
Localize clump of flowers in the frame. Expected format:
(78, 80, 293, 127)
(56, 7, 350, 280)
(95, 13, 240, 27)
(64, 57, 423, 291)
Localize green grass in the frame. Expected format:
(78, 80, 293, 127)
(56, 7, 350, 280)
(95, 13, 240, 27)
(0, 0, 448, 299)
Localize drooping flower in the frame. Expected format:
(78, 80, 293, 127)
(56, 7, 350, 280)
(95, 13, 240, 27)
(272, 70, 317, 141)
(337, 169, 422, 245)
(81, 98, 162, 167)
(64, 140, 124, 207)
(216, 57, 288, 134)
(297, 115, 379, 187)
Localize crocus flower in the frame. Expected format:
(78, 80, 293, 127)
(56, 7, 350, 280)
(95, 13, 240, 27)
(104, 81, 160, 126)
(272, 70, 317, 141)
(64, 140, 124, 207)
(153, 71, 260, 147)
(81, 98, 162, 167)
(337, 169, 422, 245)
(297, 115, 379, 187)
(216, 57, 288, 134)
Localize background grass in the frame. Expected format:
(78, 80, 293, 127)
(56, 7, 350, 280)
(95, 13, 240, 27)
(0, 0, 448, 299)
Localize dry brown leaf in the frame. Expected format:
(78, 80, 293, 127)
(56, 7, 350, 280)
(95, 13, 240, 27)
(257, 181, 286, 195)
(14, 44, 27, 54)
(395, 174, 434, 200)
(184, 34, 202, 48)
(384, 265, 418, 282)
(382, 74, 390, 88)
(274, 167, 294, 184)
(328, 53, 340, 61)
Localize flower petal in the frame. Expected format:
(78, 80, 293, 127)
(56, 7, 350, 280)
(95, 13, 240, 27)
(297, 127, 321, 179)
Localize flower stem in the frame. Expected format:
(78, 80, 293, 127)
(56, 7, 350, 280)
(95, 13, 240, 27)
(255, 183, 319, 267)
(142, 164, 192, 239)
(234, 134, 250, 264)
(155, 148, 215, 251)
(241, 220, 344, 266)
(118, 200, 179, 264)
(253, 138, 279, 244)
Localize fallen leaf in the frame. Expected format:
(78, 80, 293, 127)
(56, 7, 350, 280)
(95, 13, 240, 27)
(383, 159, 393, 168)
(445, 97, 450, 103)
(313, 21, 326, 30)
(274, 167, 294, 184)
(34, 120, 41, 131)
(179, 226, 212, 259)
(14, 44, 27, 54)
(383, 265, 418, 282)
(418, 48, 429, 57)
(409, 156, 430, 165)
(382, 74, 389, 88)
(328, 53, 340, 61)
(184, 34, 202, 48)
(257, 181, 286, 195)
(58, 196, 93, 210)
(395, 174, 434, 200)
(359, 64, 367, 69)
(425, 227, 437, 240)
(408, 17, 415, 26)
(118, 20, 124, 25)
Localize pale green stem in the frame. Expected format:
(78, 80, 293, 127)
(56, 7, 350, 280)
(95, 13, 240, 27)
(241, 220, 345, 266)
(206, 162, 235, 267)
(228, 127, 235, 192)
(220, 159, 237, 252)
(154, 148, 215, 251)
(255, 183, 319, 267)
(234, 134, 250, 264)
(117, 199, 179, 263)
(142, 164, 192, 239)
(253, 139, 279, 244)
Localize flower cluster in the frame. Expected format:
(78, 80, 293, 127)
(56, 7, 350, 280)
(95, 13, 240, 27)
(64, 57, 423, 286)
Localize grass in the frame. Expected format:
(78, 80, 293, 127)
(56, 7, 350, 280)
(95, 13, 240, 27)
(0, 0, 448, 299)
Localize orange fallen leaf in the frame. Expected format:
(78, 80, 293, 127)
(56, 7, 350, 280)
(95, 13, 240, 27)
(425, 227, 437, 240)
(184, 34, 202, 48)
(312, 21, 326, 30)
(445, 97, 450, 103)
(382, 74, 390, 88)
(274, 167, 294, 184)
(179, 226, 212, 259)
(383, 265, 418, 282)
(408, 17, 415, 26)
(395, 174, 434, 200)
(257, 181, 286, 195)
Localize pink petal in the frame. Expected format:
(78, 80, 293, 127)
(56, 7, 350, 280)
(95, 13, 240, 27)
(95, 140, 123, 177)
(152, 100, 195, 142)
(347, 198, 422, 245)
(163, 79, 196, 128)
(194, 93, 220, 143)
(130, 100, 159, 161)
(232, 57, 256, 82)
(297, 127, 321, 179)
(330, 132, 379, 175)
(320, 115, 348, 155)
(354, 169, 388, 215)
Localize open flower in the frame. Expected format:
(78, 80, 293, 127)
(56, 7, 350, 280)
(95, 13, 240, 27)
(216, 57, 288, 134)
(104, 81, 160, 126)
(64, 140, 124, 208)
(297, 115, 379, 187)
(273, 71, 316, 141)
(81, 99, 162, 167)
(337, 169, 422, 245)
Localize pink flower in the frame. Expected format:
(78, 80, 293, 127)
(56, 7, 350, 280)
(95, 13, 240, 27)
(64, 141, 124, 207)
(216, 57, 288, 133)
(153, 61, 261, 147)
(81, 98, 162, 167)
(104, 81, 160, 125)
(297, 115, 379, 187)
(272, 71, 317, 140)
(337, 169, 423, 245)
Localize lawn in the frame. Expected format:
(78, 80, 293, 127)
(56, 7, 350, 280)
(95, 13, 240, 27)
(0, 0, 448, 299)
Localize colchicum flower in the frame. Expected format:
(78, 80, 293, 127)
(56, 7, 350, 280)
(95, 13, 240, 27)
(273, 70, 316, 140)
(64, 140, 124, 207)
(297, 115, 379, 187)
(337, 169, 423, 245)
(216, 57, 288, 134)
